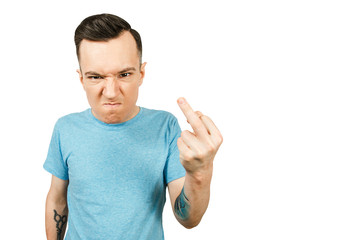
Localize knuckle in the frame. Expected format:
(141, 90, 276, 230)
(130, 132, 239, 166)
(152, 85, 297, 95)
(195, 151, 205, 160)
(203, 139, 216, 153)
(217, 134, 224, 145)
(213, 133, 223, 146)
(195, 111, 204, 117)
(184, 153, 194, 161)
(207, 143, 216, 153)
(181, 130, 189, 138)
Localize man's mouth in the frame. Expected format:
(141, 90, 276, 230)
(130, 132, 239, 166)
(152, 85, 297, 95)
(103, 103, 122, 108)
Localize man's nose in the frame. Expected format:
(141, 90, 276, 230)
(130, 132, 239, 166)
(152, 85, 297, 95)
(102, 77, 120, 99)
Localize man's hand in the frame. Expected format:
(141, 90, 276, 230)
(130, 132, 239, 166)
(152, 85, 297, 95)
(177, 97, 223, 175)
(168, 97, 223, 228)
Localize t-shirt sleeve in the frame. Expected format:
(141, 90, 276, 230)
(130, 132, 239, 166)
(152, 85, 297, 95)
(43, 121, 69, 180)
(164, 116, 186, 185)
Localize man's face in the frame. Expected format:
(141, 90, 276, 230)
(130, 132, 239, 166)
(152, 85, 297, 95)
(77, 31, 146, 124)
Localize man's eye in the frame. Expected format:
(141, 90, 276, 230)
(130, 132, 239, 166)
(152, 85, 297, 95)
(119, 73, 131, 78)
(88, 76, 102, 80)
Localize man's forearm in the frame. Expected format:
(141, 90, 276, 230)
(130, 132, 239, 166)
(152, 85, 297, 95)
(174, 168, 213, 228)
(45, 195, 68, 240)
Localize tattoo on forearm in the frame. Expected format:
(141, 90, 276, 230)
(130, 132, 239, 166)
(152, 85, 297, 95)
(53, 210, 67, 240)
(174, 187, 190, 220)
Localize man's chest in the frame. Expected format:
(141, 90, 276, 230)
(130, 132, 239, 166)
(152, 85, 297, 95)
(61, 130, 169, 198)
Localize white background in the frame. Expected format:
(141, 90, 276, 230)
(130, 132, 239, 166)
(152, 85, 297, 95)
(1, 0, 359, 239)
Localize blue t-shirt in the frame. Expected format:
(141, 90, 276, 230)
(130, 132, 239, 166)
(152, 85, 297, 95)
(43, 107, 186, 240)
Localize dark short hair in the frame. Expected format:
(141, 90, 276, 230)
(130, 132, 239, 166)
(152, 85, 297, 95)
(74, 13, 142, 63)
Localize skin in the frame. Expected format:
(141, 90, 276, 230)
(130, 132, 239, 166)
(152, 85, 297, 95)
(45, 176, 68, 239)
(45, 30, 223, 238)
(77, 31, 146, 124)
(169, 98, 223, 228)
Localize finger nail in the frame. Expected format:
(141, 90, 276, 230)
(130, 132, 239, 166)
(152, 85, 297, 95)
(178, 98, 185, 104)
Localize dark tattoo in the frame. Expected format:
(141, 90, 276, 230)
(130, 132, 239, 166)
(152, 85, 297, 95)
(53, 210, 67, 240)
(174, 186, 190, 220)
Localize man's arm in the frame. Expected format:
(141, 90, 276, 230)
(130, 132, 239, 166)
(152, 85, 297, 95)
(45, 175, 69, 240)
(168, 97, 223, 228)
(168, 172, 212, 228)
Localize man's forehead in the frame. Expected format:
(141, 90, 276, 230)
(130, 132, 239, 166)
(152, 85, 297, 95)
(78, 33, 140, 72)
(79, 32, 137, 56)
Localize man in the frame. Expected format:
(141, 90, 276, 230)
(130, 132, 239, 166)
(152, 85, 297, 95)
(44, 13, 223, 240)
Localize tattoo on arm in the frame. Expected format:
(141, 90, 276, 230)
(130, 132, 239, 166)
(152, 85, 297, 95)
(53, 210, 67, 240)
(174, 186, 190, 220)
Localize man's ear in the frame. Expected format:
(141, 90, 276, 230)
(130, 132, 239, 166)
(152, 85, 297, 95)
(138, 62, 147, 86)
(77, 69, 85, 89)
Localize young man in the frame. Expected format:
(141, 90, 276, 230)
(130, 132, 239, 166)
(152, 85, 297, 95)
(44, 13, 223, 240)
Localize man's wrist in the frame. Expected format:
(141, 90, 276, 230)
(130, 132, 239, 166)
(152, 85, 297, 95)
(185, 167, 213, 188)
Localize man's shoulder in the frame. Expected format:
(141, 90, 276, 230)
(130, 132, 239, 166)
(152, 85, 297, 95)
(54, 109, 89, 129)
(141, 107, 178, 123)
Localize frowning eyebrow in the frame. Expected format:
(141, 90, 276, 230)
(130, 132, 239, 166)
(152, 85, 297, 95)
(84, 67, 137, 76)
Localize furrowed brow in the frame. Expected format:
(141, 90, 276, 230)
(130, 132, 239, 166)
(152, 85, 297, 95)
(84, 71, 102, 76)
(84, 67, 137, 76)
(118, 67, 137, 73)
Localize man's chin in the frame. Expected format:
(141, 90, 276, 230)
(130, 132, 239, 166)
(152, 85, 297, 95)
(102, 111, 124, 124)
(93, 104, 137, 124)
(91, 108, 122, 124)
